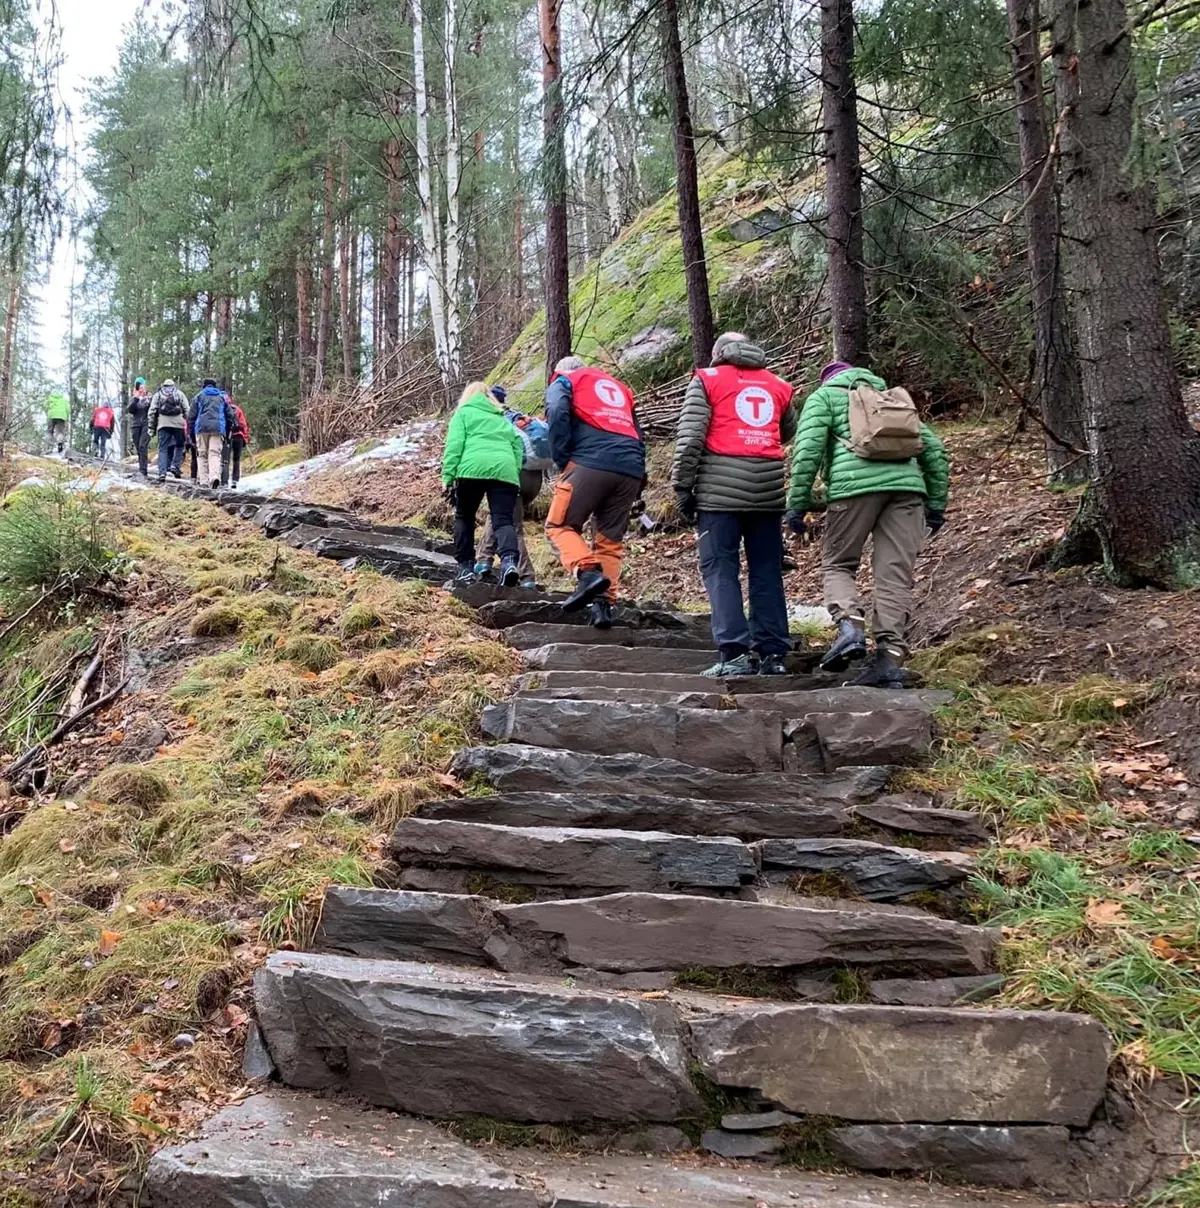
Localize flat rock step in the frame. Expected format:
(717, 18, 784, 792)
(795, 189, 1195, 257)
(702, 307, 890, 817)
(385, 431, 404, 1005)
(280, 523, 458, 580)
(148, 1090, 1065, 1208)
(255, 952, 1108, 1127)
(504, 622, 715, 650)
(756, 838, 971, 900)
(391, 818, 757, 894)
(452, 744, 888, 804)
(523, 643, 725, 674)
(315, 887, 998, 976)
(518, 669, 847, 694)
(481, 698, 784, 773)
(418, 789, 987, 845)
(475, 595, 712, 634)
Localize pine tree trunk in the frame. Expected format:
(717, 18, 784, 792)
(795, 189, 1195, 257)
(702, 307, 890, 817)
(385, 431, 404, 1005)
(661, 0, 714, 367)
(821, 0, 869, 366)
(541, 0, 571, 373)
(316, 156, 336, 393)
(296, 252, 313, 403)
(1006, 0, 1086, 484)
(1052, 0, 1200, 587)
(339, 152, 354, 383)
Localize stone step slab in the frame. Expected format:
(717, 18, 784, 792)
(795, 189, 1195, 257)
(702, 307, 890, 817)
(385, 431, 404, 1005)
(419, 790, 850, 839)
(390, 817, 758, 892)
(504, 623, 715, 651)
(480, 698, 783, 773)
(451, 744, 888, 805)
(148, 1091, 1064, 1208)
(517, 685, 730, 709)
(756, 837, 971, 900)
(255, 500, 366, 536)
(737, 686, 954, 715)
(517, 669, 841, 695)
(523, 643, 721, 674)
(281, 523, 458, 580)
(315, 888, 998, 976)
(476, 595, 711, 633)
(255, 953, 703, 1122)
(687, 1000, 1109, 1126)
(785, 709, 933, 772)
(868, 974, 1006, 1007)
(852, 796, 991, 844)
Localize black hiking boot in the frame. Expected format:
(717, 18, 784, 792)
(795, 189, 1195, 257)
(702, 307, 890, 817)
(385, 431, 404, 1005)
(758, 653, 789, 676)
(563, 566, 610, 613)
(819, 618, 868, 673)
(450, 563, 478, 586)
(589, 597, 614, 629)
(499, 557, 520, 588)
(852, 648, 909, 689)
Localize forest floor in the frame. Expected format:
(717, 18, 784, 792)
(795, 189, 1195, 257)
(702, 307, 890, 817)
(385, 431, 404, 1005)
(2, 418, 1200, 1204)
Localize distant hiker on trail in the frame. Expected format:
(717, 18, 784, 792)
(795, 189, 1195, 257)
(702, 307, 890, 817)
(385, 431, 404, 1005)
(129, 377, 151, 477)
(189, 378, 234, 490)
(149, 378, 188, 482)
(441, 381, 526, 586)
(672, 331, 797, 677)
(91, 403, 115, 459)
(476, 385, 549, 590)
(46, 391, 69, 455)
(787, 361, 950, 688)
(221, 397, 251, 488)
(544, 356, 646, 628)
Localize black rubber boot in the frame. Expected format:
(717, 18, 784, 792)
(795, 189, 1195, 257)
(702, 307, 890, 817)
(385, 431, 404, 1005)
(589, 597, 614, 629)
(563, 566, 611, 612)
(852, 648, 909, 688)
(819, 618, 868, 672)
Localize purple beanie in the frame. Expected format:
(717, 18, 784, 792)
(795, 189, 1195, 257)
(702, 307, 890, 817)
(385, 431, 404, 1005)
(820, 360, 853, 383)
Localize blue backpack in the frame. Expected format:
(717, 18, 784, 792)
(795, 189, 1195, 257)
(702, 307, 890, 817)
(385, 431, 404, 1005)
(506, 409, 552, 470)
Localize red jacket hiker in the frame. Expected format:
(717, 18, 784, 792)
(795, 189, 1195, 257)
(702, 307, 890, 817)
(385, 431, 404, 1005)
(91, 405, 114, 432)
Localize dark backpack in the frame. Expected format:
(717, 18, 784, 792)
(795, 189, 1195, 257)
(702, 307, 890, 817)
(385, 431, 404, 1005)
(158, 389, 184, 417)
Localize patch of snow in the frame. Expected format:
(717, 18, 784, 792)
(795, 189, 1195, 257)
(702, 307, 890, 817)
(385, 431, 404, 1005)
(16, 471, 150, 494)
(788, 603, 832, 626)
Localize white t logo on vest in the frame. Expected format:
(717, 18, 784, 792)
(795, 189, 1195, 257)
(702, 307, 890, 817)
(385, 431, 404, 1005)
(595, 379, 626, 409)
(735, 386, 775, 427)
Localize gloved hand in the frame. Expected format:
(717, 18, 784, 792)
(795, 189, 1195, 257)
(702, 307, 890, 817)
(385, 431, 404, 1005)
(675, 491, 698, 525)
(926, 508, 945, 534)
(629, 497, 646, 519)
(442, 481, 457, 506)
(784, 509, 807, 536)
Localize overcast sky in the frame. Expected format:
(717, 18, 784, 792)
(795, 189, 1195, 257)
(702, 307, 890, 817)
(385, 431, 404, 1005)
(35, 0, 147, 385)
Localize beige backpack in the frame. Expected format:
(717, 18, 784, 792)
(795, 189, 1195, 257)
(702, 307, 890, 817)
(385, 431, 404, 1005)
(838, 380, 924, 461)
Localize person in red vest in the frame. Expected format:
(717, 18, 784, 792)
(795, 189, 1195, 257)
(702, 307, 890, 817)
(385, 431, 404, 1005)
(221, 395, 251, 488)
(544, 355, 647, 628)
(91, 402, 116, 460)
(671, 331, 797, 677)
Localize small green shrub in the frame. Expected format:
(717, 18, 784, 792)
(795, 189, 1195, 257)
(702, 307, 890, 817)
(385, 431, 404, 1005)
(0, 484, 119, 608)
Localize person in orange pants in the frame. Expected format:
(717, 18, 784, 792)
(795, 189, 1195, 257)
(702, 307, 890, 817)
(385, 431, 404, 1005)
(544, 356, 646, 628)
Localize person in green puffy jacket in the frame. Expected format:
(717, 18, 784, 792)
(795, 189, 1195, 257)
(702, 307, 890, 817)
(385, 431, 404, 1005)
(441, 382, 526, 586)
(786, 362, 950, 687)
(46, 391, 70, 454)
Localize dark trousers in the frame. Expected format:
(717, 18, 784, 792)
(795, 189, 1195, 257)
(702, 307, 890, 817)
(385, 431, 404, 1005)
(221, 437, 245, 486)
(131, 421, 149, 475)
(157, 428, 186, 478)
(92, 427, 110, 458)
(697, 510, 791, 661)
(453, 478, 518, 567)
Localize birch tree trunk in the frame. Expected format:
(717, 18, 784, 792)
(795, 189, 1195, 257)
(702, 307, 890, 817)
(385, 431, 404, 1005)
(662, 0, 714, 368)
(821, 0, 869, 365)
(1006, 0, 1086, 484)
(541, 0, 571, 373)
(442, 0, 463, 387)
(413, 0, 451, 384)
(1052, 0, 1200, 587)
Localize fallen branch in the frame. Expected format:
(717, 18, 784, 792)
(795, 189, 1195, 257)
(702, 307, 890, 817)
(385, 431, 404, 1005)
(65, 648, 104, 719)
(3, 678, 130, 784)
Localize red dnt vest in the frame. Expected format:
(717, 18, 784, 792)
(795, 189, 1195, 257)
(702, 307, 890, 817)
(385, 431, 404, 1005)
(93, 407, 114, 431)
(565, 368, 640, 439)
(699, 364, 792, 459)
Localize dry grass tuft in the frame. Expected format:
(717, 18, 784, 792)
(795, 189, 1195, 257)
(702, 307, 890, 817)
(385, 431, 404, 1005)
(86, 765, 171, 810)
(187, 604, 242, 638)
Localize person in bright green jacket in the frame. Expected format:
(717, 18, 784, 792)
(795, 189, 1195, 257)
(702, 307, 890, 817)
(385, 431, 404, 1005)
(46, 391, 70, 454)
(786, 362, 950, 687)
(441, 381, 526, 586)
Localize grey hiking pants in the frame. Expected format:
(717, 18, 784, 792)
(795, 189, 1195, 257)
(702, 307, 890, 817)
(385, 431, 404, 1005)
(822, 490, 926, 656)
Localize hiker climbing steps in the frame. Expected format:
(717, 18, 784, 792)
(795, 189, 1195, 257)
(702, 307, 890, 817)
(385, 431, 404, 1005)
(138, 493, 1128, 1207)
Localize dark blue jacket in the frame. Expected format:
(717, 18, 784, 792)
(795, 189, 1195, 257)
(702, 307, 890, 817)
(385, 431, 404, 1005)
(545, 375, 646, 480)
(190, 387, 231, 436)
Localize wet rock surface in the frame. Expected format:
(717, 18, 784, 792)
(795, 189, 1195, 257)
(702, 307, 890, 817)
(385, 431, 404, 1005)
(503, 623, 714, 650)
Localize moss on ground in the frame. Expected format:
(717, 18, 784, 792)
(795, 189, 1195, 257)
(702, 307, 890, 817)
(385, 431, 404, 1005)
(0, 484, 518, 1198)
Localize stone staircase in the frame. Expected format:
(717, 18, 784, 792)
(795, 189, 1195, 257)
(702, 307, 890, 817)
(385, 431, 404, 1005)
(137, 497, 1133, 1205)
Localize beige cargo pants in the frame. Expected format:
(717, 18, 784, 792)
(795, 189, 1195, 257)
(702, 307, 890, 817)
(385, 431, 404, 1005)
(822, 491, 926, 656)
